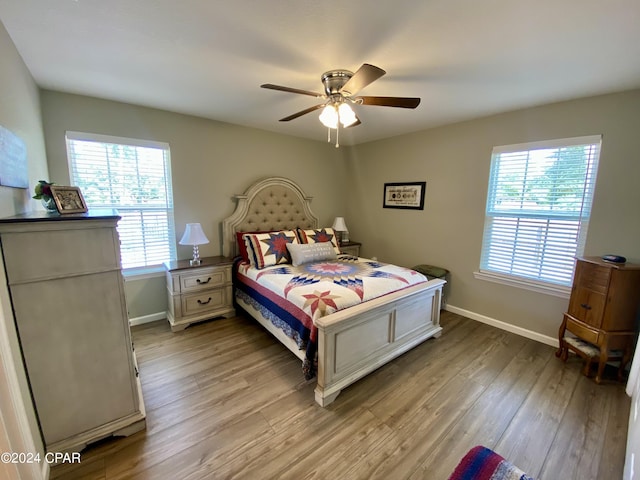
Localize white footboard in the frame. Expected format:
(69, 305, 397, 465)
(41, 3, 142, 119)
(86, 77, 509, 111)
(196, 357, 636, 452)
(314, 279, 444, 406)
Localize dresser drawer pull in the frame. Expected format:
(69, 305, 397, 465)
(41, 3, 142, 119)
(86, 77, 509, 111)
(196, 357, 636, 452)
(196, 277, 212, 285)
(197, 297, 212, 305)
(580, 303, 592, 310)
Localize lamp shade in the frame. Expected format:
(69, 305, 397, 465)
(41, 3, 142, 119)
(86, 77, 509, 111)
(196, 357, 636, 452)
(332, 217, 348, 232)
(179, 223, 209, 246)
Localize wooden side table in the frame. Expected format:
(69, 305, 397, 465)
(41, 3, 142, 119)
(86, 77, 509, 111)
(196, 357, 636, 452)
(556, 256, 640, 382)
(165, 256, 235, 332)
(339, 241, 361, 256)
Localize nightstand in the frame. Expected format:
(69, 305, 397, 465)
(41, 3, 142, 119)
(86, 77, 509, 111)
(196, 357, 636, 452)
(339, 241, 361, 257)
(165, 256, 235, 332)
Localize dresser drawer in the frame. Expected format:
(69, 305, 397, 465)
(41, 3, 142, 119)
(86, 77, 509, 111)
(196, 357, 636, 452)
(182, 289, 227, 316)
(3, 226, 120, 283)
(179, 268, 229, 293)
(565, 316, 600, 345)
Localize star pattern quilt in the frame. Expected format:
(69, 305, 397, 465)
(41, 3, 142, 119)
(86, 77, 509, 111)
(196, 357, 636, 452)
(235, 255, 428, 378)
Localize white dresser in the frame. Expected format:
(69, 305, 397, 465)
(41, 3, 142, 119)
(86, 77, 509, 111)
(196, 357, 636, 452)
(0, 211, 145, 453)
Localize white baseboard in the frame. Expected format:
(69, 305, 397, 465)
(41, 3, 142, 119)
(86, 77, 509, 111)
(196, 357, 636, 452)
(445, 304, 559, 348)
(129, 312, 167, 327)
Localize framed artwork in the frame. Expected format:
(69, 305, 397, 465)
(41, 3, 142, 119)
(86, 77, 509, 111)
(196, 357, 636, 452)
(50, 186, 88, 214)
(383, 181, 426, 210)
(0, 124, 28, 188)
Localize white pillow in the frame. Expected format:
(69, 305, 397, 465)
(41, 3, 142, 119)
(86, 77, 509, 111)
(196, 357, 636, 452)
(286, 242, 337, 267)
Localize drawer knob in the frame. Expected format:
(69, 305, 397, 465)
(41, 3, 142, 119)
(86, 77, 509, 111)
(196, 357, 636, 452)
(197, 277, 212, 285)
(580, 303, 592, 310)
(198, 297, 212, 305)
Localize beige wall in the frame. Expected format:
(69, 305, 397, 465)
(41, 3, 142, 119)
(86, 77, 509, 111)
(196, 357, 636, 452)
(0, 19, 47, 471)
(0, 31, 49, 216)
(346, 89, 640, 339)
(39, 91, 349, 317)
(38, 89, 640, 340)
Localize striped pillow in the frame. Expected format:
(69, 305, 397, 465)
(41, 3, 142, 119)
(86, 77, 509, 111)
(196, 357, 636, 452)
(243, 230, 299, 269)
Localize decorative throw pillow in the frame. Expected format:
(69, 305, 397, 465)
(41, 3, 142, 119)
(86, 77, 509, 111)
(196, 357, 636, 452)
(236, 230, 270, 263)
(243, 230, 299, 269)
(286, 242, 338, 267)
(297, 227, 341, 255)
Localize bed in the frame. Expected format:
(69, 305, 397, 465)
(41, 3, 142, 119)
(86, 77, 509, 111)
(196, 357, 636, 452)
(222, 176, 444, 406)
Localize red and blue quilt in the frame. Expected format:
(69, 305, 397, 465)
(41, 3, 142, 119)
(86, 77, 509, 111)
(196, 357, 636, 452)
(234, 255, 428, 378)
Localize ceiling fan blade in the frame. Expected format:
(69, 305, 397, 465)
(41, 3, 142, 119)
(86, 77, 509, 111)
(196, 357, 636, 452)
(279, 104, 325, 122)
(261, 84, 324, 98)
(340, 64, 386, 96)
(357, 96, 421, 108)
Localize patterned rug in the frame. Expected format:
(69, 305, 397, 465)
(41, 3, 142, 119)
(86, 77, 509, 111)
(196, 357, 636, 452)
(448, 446, 535, 480)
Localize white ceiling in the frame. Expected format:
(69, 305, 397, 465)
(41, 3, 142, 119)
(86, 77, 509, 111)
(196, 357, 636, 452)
(1, 0, 640, 146)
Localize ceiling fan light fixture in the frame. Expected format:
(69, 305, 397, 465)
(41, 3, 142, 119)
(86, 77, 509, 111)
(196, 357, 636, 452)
(319, 104, 339, 128)
(262, 64, 420, 147)
(319, 103, 357, 129)
(338, 103, 357, 127)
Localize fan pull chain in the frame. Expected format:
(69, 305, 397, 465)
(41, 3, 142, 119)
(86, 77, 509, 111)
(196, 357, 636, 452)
(324, 107, 341, 148)
(335, 108, 340, 148)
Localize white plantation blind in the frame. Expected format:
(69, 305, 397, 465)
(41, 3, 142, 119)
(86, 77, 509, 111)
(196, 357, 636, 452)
(480, 135, 601, 287)
(66, 132, 176, 270)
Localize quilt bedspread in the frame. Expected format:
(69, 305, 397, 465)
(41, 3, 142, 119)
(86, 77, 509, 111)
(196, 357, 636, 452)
(235, 256, 428, 378)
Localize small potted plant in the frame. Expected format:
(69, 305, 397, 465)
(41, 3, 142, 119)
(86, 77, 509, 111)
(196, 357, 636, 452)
(33, 180, 57, 211)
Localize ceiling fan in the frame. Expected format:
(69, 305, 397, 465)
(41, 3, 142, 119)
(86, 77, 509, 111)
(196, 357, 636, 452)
(261, 63, 420, 147)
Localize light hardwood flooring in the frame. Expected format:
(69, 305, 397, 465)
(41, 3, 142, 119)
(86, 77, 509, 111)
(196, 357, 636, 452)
(51, 311, 630, 479)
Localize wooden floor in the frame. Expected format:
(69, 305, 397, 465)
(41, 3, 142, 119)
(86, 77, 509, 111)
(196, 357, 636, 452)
(51, 311, 630, 480)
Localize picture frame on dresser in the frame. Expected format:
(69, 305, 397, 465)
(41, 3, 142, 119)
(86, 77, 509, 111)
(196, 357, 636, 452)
(50, 185, 88, 214)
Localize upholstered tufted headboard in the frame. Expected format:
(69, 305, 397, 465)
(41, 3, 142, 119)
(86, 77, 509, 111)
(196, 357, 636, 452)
(222, 177, 319, 258)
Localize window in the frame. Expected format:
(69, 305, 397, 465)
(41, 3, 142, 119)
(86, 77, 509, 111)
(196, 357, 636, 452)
(66, 132, 176, 272)
(477, 135, 601, 295)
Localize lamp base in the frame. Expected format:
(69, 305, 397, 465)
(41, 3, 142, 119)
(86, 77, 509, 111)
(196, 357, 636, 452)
(190, 245, 201, 266)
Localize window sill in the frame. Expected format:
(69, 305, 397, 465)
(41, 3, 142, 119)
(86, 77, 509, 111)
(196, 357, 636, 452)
(473, 270, 571, 299)
(122, 265, 166, 281)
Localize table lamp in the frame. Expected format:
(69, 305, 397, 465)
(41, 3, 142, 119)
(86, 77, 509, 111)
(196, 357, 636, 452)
(179, 223, 209, 265)
(332, 217, 349, 244)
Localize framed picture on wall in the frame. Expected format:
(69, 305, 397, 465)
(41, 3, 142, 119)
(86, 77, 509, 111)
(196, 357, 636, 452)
(383, 181, 426, 210)
(50, 185, 89, 214)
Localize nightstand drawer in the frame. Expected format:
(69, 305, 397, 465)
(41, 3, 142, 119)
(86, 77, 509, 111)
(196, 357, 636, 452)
(182, 289, 227, 316)
(565, 316, 600, 345)
(180, 268, 228, 293)
(339, 241, 361, 257)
